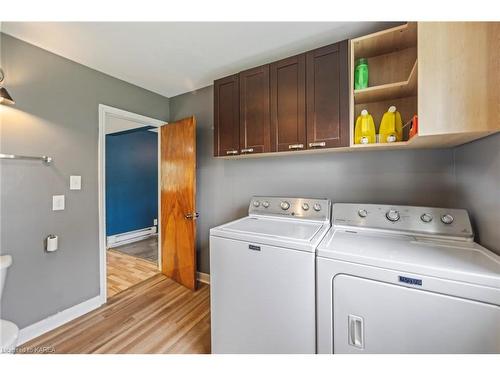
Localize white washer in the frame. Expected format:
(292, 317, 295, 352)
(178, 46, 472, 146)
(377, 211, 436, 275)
(210, 196, 331, 353)
(317, 203, 500, 354)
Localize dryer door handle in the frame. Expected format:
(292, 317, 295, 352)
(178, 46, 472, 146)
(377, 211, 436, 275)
(348, 314, 364, 349)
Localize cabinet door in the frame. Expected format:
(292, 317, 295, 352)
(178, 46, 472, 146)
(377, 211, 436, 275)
(270, 54, 306, 152)
(214, 74, 240, 157)
(306, 40, 349, 149)
(239, 65, 271, 154)
(418, 22, 500, 137)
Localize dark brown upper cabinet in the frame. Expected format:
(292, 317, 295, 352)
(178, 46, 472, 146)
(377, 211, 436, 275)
(270, 54, 306, 152)
(213, 39, 349, 157)
(306, 40, 349, 149)
(239, 65, 271, 155)
(213, 74, 240, 157)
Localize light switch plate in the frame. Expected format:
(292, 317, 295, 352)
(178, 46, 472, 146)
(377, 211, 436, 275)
(70, 175, 82, 190)
(52, 195, 65, 211)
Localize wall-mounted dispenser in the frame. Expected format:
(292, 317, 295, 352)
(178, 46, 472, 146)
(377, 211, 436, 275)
(45, 235, 58, 252)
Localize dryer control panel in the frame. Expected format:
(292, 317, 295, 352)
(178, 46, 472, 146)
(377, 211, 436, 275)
(249, 196, 331, 222)
(333, 203, 473, 240)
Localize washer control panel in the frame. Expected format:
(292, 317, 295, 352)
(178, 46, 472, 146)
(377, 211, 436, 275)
(249, 196, 331, 221)
(334, 203, 473, 239)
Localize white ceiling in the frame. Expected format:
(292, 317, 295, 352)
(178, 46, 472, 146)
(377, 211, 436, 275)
(2, 22, 397, 98)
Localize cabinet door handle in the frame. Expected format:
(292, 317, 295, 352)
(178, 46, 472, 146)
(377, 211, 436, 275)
(240, 148, 254, 154)
(225, 150, 238, 155)
(309, 141, 326, 148)
(288, 144, 304, 150)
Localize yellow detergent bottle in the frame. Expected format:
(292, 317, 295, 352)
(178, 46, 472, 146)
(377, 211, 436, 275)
(379, 105, 403, 143)
(354, 109, 376, 144)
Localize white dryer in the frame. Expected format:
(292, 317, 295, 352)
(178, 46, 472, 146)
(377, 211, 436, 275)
(210, 196, 331, 353)
(317, 203, 500, 354)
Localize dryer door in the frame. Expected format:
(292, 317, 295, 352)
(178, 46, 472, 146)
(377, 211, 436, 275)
(333, 274, 500, 353)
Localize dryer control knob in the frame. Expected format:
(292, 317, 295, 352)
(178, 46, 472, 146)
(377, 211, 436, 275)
(262, 201, 270, 208)
(253, 200, 260, 207)
(358, 209, 368, 218)
(280, 201, 290, 210)
(420, 213, 433, 223)
(386, 209, 400, 222)
(313, 203, 322, 212)
(441, 214, 454, 224)
(302, 203, 310, 211)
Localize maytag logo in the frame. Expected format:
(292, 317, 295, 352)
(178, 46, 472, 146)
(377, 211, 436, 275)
(398, 276, 422, 286)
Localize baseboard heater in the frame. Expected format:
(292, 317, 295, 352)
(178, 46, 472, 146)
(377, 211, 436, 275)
(107, 226, 157, 248)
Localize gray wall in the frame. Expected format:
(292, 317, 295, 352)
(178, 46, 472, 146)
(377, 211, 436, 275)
(454, 133, 500, 254)
(2, 30, 498, 332)
(0, 34, 169, 328)
(169, 85, 458, 274)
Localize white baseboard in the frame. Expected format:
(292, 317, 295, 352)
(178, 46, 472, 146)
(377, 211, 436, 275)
(17, 295, 104, 345)
(197, 272, 210, 285)
(107, 227, 157, 248)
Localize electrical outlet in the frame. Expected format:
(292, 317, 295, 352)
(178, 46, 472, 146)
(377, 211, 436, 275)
(153, 219, 158, 226)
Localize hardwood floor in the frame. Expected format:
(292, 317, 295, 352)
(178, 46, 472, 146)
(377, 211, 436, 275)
(20, 274, 211, 354)
(107, 249, 160, 298)
(111, 236, 158, 262)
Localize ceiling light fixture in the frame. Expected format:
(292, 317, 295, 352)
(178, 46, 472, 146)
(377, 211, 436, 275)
(0, 68, 15, 105)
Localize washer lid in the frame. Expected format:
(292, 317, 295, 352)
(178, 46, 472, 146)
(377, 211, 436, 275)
(224, 216, 322, 241)
(210, 216, 329, 252)
(317, 229, 500, 288)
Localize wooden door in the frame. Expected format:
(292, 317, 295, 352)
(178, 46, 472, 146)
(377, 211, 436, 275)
(270, 54, 306, 152)
(306, 40, 349, 149)
(160, 116, 197, 290)
(214, 74, 240, 156)
(239, 65, 271, 154)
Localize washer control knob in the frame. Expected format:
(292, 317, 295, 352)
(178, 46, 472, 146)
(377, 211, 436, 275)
(280, 201, 290, 210)
(358, 209, 368, 218)
(262, 201, 270, 208)
(313, 203, 322, 212)
(441, 214, 454, 225)
(386, 209, 400, 222)
(420, 213, 433, 223)
(253, 200, 260, 207)
(302, 203, 310, 211)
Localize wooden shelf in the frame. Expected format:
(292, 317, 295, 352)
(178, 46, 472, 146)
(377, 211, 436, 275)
(354, 60, 417, 104)
(350, 141, 412, 151)
(352, 22, 418, 58)
(350, 22, 419, 148)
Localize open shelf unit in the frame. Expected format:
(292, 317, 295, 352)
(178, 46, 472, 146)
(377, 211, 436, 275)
(354, 60, 417, 104)
(350, 22, 418, 148)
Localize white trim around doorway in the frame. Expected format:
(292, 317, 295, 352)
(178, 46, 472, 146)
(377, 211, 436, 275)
(98, 104, 166, 302)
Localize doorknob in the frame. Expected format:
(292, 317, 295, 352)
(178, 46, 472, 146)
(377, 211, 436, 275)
(185, 212, 199, 220)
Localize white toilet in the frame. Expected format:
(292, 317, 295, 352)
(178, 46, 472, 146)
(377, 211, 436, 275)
(1, 255, 19, 354)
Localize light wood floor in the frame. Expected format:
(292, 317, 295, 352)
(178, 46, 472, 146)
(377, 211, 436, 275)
(111, 236, 158, 262)
(107, 249, 159, 298)
(20, 274, 211, 354)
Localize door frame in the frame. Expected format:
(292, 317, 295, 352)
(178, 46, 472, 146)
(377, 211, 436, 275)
(98, 104, 167, 302)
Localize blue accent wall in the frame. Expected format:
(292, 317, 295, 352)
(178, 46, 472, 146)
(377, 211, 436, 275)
(106, 129, 158, 236)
